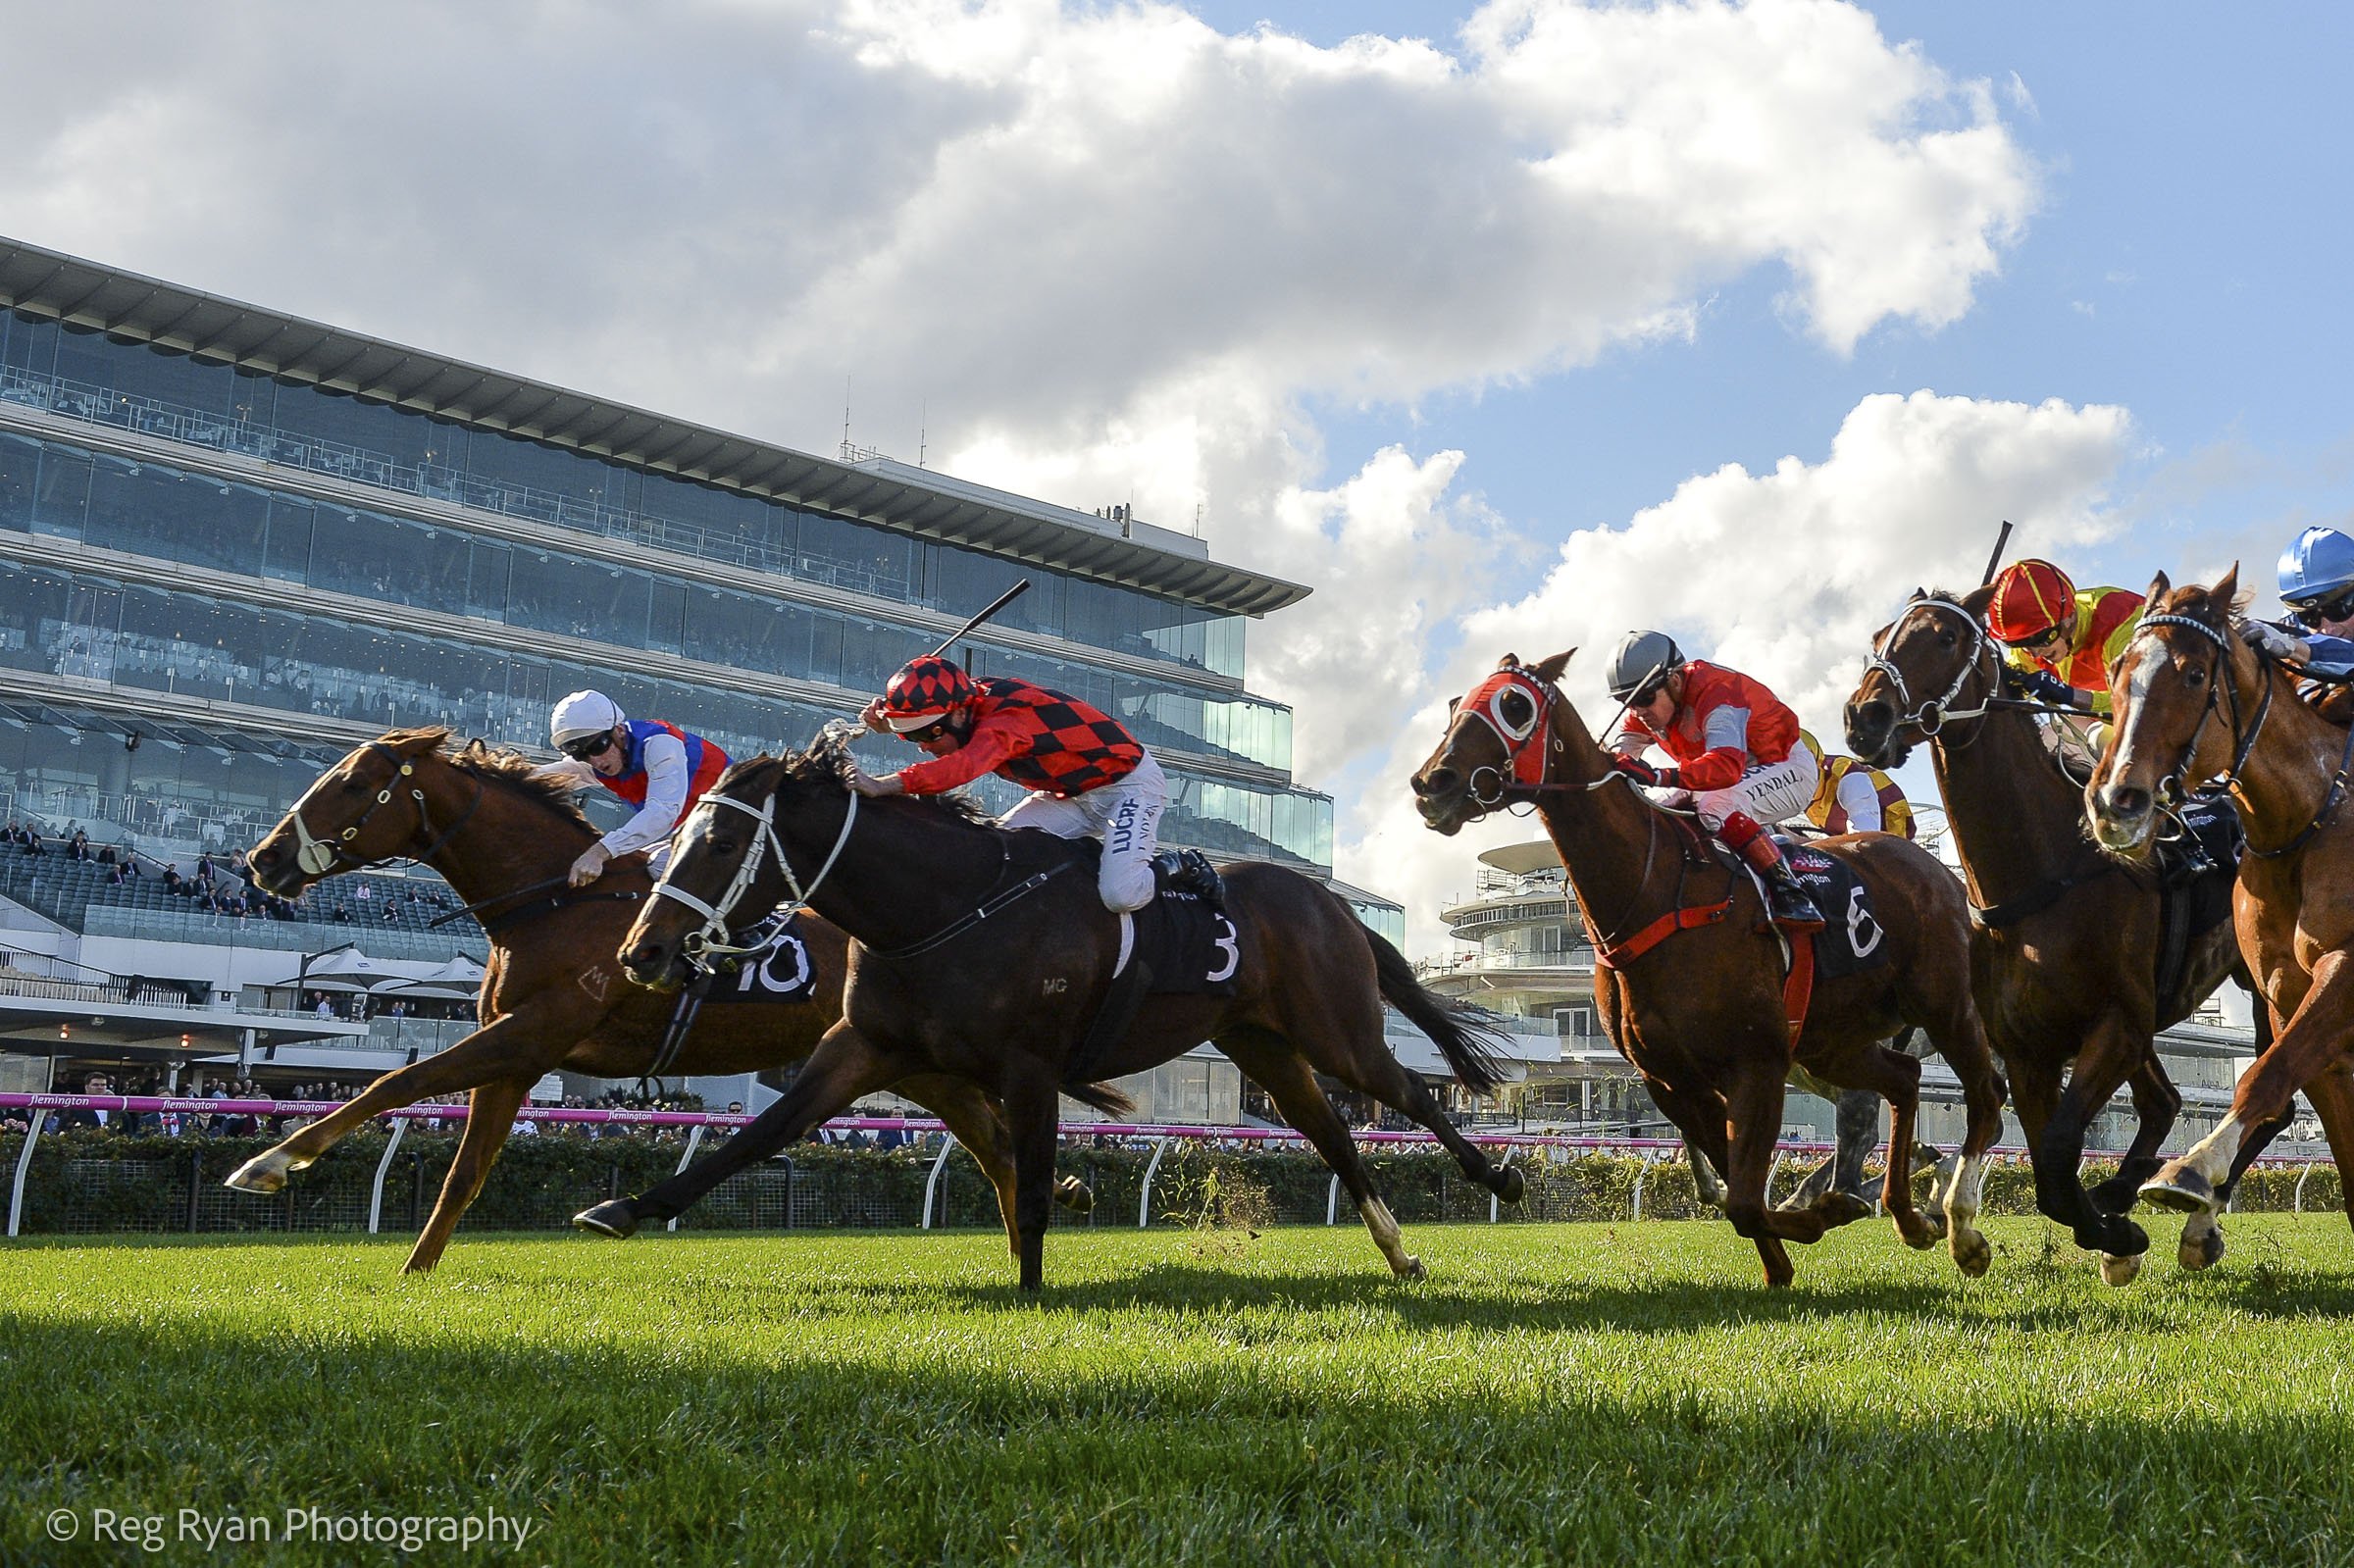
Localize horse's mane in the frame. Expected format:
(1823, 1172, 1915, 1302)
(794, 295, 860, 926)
(746, 724, 997, 828)
(383, 728, 595, 830)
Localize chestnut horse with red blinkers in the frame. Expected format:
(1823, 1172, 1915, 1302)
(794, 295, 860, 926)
(1412, 652, 2009, 1288)
(2084, 570, 2354, 1220)
(237, 729, 1085, 1273)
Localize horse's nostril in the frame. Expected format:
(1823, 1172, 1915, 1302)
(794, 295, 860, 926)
(1415, 768, 1458, 798)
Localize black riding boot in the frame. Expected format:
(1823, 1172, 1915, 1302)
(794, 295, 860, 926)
(1151, 849, 1226, 906)
(1762, 858, 1825, 933)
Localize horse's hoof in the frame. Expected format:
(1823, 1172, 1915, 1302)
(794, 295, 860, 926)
(1813, 1191, 1873, 1228)
(1397, 1254, 1427, 1282)
(1920, 1208, 1951, 1242)
(2139, 1166, 2217, 1214)
(2098, 1250, 2143, 1288)
(2179, 1224, 2226, 1273)
(1895, 1218, 1938, 1251)
(1496, 1166, 1526, 1206)
(572, 1201, 640, 1239)
(1951, 1231, 1992, 1279)
(1054, 1177, 1096, 1214)
(224, 1152, 295, 1194)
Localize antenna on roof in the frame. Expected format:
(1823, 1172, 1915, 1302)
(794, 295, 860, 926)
(918, 399, 927, 469)
(842, 377, 851, 455)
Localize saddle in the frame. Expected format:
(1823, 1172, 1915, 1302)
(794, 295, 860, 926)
(1063, 847, 1242, 1084)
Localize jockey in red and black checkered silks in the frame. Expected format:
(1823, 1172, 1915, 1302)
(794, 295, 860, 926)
(847, 655, 1221, 910)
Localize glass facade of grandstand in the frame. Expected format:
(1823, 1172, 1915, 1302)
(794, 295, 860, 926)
(0, 308, 1332, 873)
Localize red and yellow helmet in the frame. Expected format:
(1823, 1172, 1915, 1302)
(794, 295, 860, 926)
(1987, 559, 2077, 644)
(880, 656, 978, 731)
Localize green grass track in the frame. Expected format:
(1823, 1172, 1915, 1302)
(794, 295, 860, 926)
(5, 1218, 2353, 1565)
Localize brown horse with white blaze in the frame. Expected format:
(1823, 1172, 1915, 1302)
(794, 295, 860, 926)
(1845, 585, 2277, 1282)
(2083, 570, 2354, 1218)
(238, 728, 1084, 1272)
(1411, 651, 2009, 1288)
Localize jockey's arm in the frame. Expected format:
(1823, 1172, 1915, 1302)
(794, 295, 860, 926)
(599, 732, 691, 856)
(894, 715, 1025, 795)
(530, 758, 598, 792)
(1674, 704, 1752, 793)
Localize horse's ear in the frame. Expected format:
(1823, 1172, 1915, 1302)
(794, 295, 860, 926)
(2147, 568, 2172, 605)
(1530, 648, 1576, 684)
(1961, 582, 1997, 616)
(2213, 561, 2240, 611)
(1496, 652, 1519, 671)
(1912, 584, 1925, 601)
(386, 727, 447, 757)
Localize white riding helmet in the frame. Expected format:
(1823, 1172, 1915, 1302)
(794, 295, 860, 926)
(550, 689, 625, 747)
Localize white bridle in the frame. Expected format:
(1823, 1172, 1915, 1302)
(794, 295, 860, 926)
(652, 787, 859, 966)
(1864, 595, 1997, 736)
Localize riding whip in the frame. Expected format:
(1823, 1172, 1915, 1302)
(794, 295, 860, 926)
(926, 579, 1031, 661)
(1980, 520, 2014, 587)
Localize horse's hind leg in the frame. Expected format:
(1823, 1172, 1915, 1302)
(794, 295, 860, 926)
(1004, 1067, 1065, 1295)
(1307, 1020, 1522, 1204)
(1221, 1035, 1423, 1279)
(2187, 1004, 2291, 1270)
(1914, 995, 2005, 1278)
(403, 1076, 531, 1274)
(2044, 1015, 2153, 1278)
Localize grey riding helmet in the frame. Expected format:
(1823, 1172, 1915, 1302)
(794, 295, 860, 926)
(1606, 631, 1684, 701)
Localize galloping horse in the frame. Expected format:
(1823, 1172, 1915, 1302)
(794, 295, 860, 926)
(1411, 652, 2008, 1288)
(2083, 570, 2354, 1218)
(1847, 586, 2276, 1281)
(574, 731, 1523, 1292)
(238, 728, 1087, 1272)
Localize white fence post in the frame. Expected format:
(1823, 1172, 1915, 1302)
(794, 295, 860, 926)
(923, 1135, 957, 1231)
(2296, 1163, 2316, 1214)
(665, 1124, 705, 1233)
(1326, 1174, 1339, 1227)
(365, 1119, 408, 1235)
(7, 1115, 40, 1238)
(1137, 1137, 1168, 1230)
(1631, 1152, 1649, 1223)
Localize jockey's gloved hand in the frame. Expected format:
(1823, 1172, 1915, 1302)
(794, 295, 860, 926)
(1611, 754, 1680, 790)
(2016, 668, 2076, 708)
(2238, 621, 2309, 662)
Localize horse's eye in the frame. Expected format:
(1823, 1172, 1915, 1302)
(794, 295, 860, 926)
(2184, 667, 2207, 689)
(338, 778, 366, 796)
(1499, 691, 1533, 729)
(1937, 630, 1956, 648)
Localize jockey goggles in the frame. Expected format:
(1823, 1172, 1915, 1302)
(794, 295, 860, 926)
(560, 733, 617, 761)
(2287, 587, 2354, 630)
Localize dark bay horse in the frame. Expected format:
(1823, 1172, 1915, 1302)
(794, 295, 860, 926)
(1846, 586, 2277, 1281)
(574, 732, 1523, 1292)
(2083, 569, 2354, 1218)
(1411, 652, 2008, 1288)
(238, 729, 1083, 1272)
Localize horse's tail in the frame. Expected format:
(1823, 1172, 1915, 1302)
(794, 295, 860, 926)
(1363, 924, 1510, 1094)
(1062, 1080, 1137, 1119)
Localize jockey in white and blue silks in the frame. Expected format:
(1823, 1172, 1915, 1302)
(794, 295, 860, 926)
(537, 689, 731, 887)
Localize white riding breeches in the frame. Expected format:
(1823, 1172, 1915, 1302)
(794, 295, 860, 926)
(1649, 738, 1820, 832)
(997, 749, 1168, 912)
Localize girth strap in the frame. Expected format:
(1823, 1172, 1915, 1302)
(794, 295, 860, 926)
(1592, 897, 1733, 969)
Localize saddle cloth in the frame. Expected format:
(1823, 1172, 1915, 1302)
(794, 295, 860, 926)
(1781, 840, 1896, 982)
(701, 911, 819, 1005)
(1113, 888, 1243, 996)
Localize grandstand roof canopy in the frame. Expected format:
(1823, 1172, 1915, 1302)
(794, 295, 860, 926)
(0, 236, 1310, 617)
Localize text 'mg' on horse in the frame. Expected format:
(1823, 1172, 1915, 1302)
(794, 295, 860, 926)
(573, 731, 1523, 1293)
(2085, 569, 2354, 1219)
(237, 728, 1083, 1272)
(1411, 652, 2008, 1289)
(1846, 586, 2279, 1282)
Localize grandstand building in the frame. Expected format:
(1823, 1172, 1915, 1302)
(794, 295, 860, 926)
(1424, 839, 2263, 1150)
(0, 235, 1407, 1118)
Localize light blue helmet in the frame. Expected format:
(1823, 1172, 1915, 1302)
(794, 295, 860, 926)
(2277, 525, 2354, 607)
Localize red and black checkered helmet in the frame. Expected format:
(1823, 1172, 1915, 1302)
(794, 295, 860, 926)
(881, 656, 979, 731)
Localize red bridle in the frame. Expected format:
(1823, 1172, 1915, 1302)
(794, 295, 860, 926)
(1453, 665, 1558, 802)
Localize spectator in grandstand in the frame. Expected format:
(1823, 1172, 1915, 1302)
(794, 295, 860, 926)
(67, 828, 90, 861)
(105, 862, 128, 887)
(195, 853, 216, 886)
(333, 903, 353, 923)
(56, 1073, 128, 1134)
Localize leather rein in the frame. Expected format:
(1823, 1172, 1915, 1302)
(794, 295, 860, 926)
(2132, 612, 2354, 861)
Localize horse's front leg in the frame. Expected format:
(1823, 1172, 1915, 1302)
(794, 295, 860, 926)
(2147, 951, 2354, 1213)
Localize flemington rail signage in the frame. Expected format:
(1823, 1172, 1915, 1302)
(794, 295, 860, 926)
(1, 1092, 2332, 1239)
